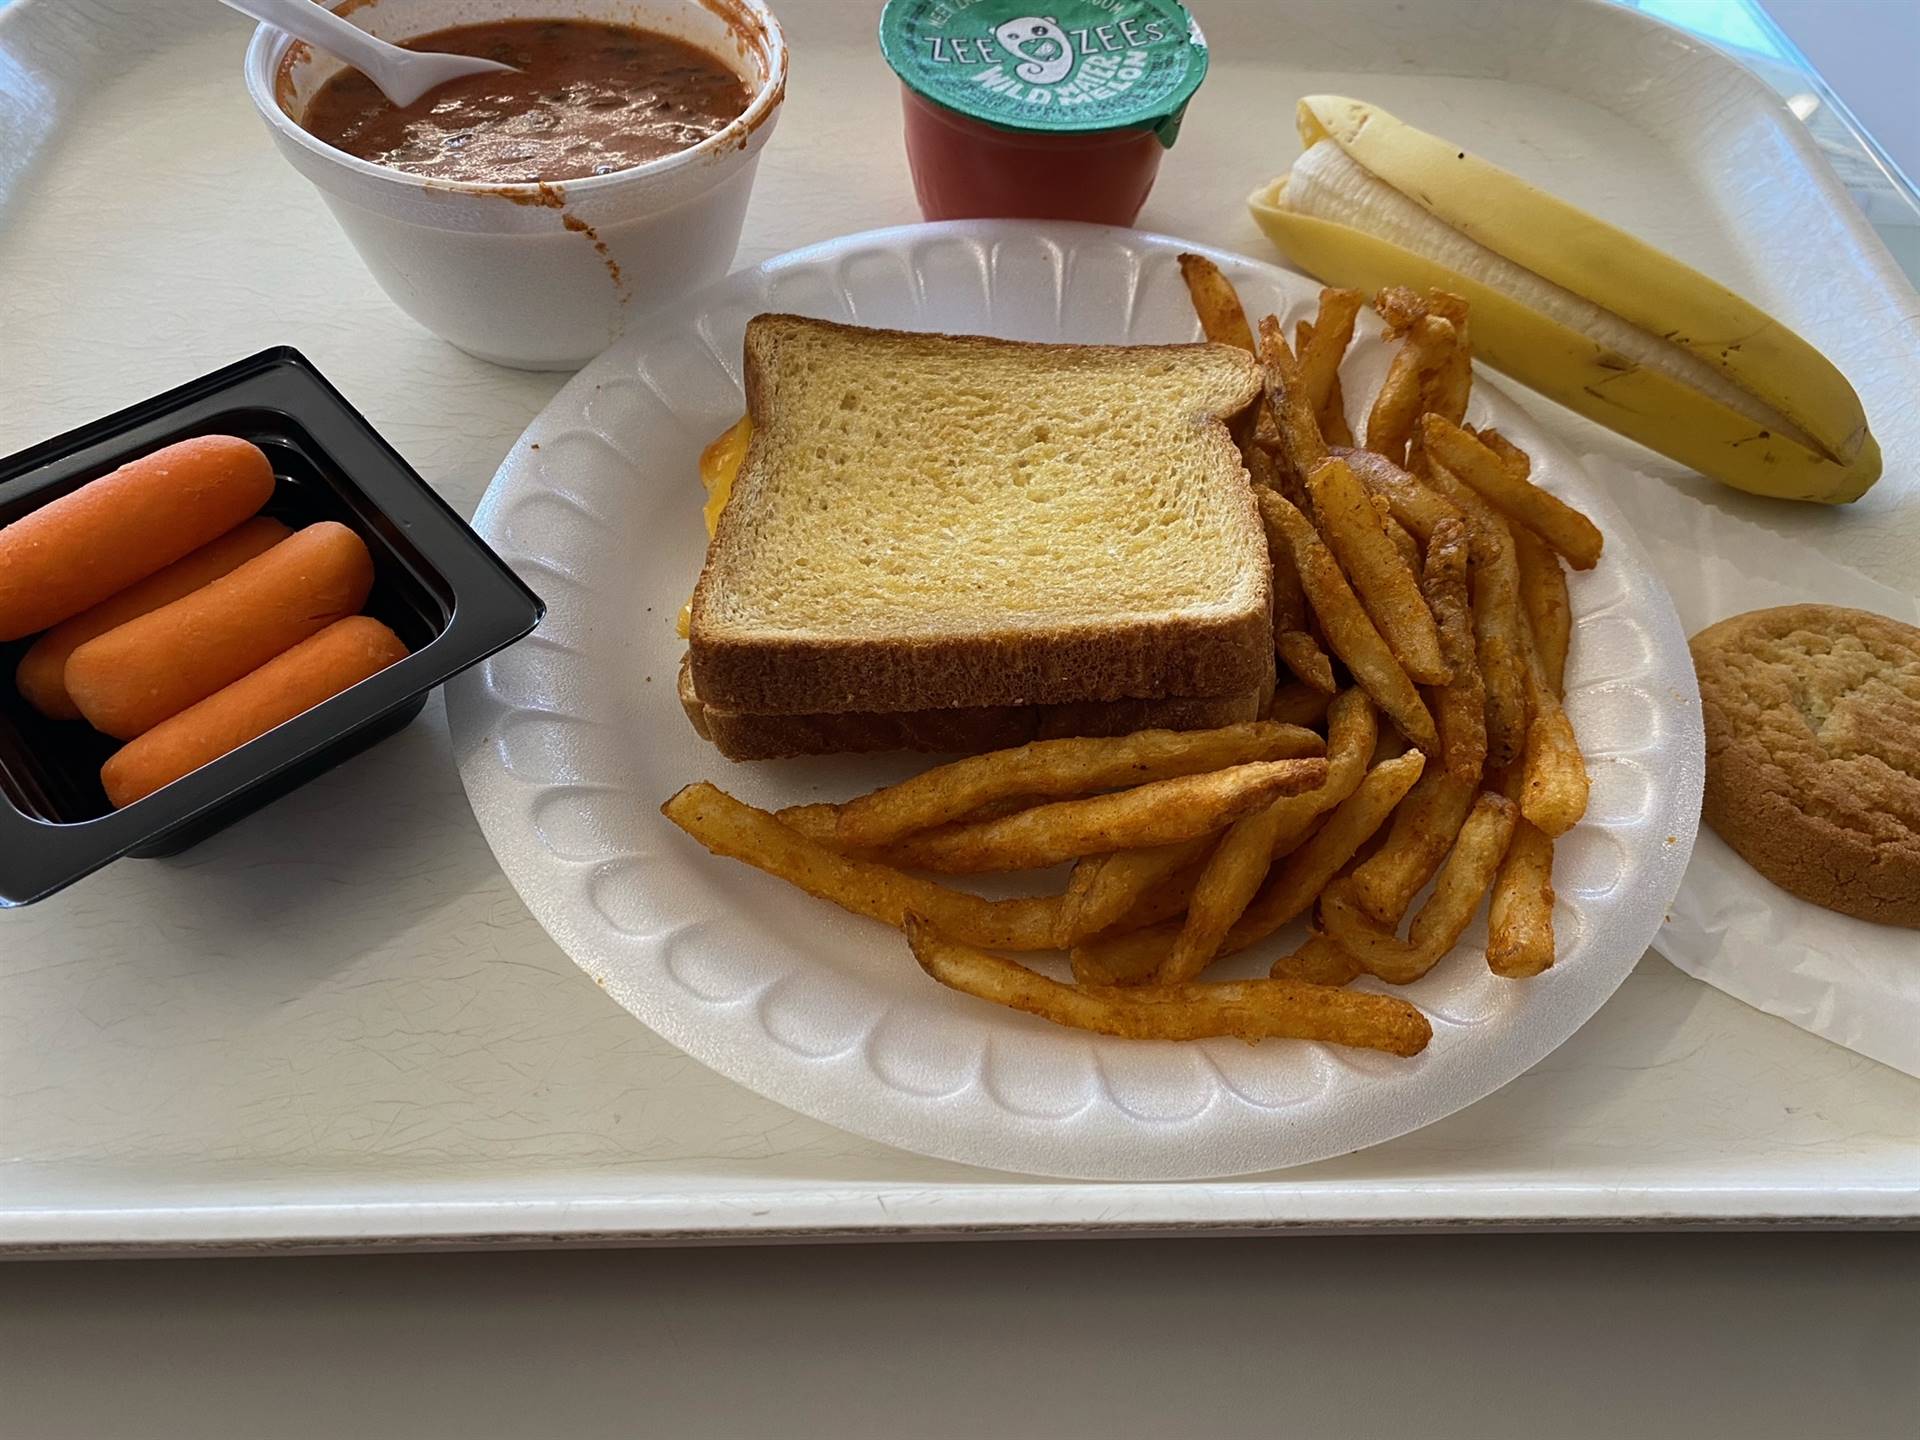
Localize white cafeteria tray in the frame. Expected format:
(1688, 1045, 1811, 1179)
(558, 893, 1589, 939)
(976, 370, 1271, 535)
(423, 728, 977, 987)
(1, 0, 1915, 1254)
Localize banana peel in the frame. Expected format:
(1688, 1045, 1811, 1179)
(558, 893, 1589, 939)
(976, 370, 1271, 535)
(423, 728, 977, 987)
(1249, 95, 1880, 503)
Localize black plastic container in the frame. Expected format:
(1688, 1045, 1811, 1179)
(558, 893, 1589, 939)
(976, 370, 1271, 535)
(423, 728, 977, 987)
(0, 348, 544, 905)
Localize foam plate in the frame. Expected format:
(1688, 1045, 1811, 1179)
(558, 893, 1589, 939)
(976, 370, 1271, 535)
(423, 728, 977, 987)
(447, 221, 1703, 1180)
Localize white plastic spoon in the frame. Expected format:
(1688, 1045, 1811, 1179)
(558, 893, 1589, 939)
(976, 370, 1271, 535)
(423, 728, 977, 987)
(216, 0, 516, 108)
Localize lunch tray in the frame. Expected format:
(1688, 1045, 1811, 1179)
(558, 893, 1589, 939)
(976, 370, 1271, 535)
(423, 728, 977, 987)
(1, 0, 1914, 1253)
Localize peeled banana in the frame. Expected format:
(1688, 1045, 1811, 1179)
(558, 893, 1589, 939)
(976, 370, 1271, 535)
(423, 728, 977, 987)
(1249, 96, 1879, 503)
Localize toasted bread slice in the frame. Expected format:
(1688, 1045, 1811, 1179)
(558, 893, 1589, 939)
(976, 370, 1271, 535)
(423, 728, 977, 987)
(679, 656, 1274, 761)
(688, 316, 1270, 716)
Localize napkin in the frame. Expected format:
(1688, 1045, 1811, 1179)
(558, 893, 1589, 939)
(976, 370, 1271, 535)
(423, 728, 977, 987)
(1592, 456, 1920, 1077)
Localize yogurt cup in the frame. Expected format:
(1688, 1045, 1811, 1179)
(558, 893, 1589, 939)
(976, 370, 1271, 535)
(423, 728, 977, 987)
(245, 0, 787, 371)
(879, 0, 1206, 226)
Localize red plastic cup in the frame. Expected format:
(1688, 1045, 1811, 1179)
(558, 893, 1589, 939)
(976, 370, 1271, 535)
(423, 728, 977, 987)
(899, 85, 1166, 226)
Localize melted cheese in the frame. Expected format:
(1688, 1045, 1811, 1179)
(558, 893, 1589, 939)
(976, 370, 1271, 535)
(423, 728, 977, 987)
(678, 415, 753, 637)
(700, 414, 753, 537)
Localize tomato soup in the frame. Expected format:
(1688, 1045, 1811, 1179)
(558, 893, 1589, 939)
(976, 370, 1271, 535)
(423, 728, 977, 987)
(301, 19, 751, 184)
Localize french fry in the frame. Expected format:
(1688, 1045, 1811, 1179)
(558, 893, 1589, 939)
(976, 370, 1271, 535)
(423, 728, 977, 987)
(1257, 314, 1329, 487)
(782, 791, 1038, 846)
(1306, 456, 1448, 684)
(1055, 836, 1213, 948)
(1406, 292, 1470, 473)
(1508, 528, 1589, 838)
(1257, 471, 1339, 692)
(1243, 436, 1283, 496)
(1160, 689, 1377, 983)
(1267, 683, 1333, 727)
(1059, 855, 1107, 942)
(1297, 288, 1363, 415)
(880, 758, 1327, 874)
(1249, 687, 1378, 857)
(1371, 727, 1411, 765)
(1487, 817, 1556, 977)
(1295, 317, 1356, 448)
(1423, 360, 1470, 437)
(1336, 446, 1465, 544)
(1425, 462, 1530, 769)
(1177, 252, 1255, 352)
(1164, 812, 1295, 982)
(1232, 749, 1426, 952)
(1276, 632, 1338, 694)
(1256, 475, 1340, 692)
(1320, 792, 1519, 984)
(1069, 925, 1170, 987)
(1423, 292, 1473, 427)
(1419, 518, 1488, 783)
(1314, 882, 1423, 976)
(1372, 285, 1428, 333)
(1373, 287, 1467, 337)
(662, 784, 1062, 951)
(1380, 507, 1423, 582)
(1268, 527, 1308, 632)
(1401, 790, 1519, 972)
(1258, 489, 1440, 756)
(1472, 523, 1532, 772)
(776, 800, 841, 843)
(1246, 420, 1307, 508)
(1290, 687, 1379, 807)
(1364, 314, 1455, 468)
(1421, 416, 1603, 571)
(907, 919, 1431, 1055)
(1519, 685, 1589, 838)
(1475, 427, 1531, 481)
(1298, 313, 1357, 447)
(1108, 847, 1216, 930)
(1488, 765, 1556, 978)
(1346, 768, 1479, 925)
(1319, 383, 1356, 448)
(1513, 525, 1572, 697)
(1271, 935, 1363, 987)
(1422, 290, 1471, 330)
(1515, 572, 1586, 838)
(832, 722, 1324, 850)
(1251, 416, 1313, 506)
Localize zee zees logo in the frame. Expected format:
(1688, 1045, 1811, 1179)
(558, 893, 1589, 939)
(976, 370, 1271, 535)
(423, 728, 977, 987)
(880, 0, 1206, 137)
(918, 9, 1179, 107)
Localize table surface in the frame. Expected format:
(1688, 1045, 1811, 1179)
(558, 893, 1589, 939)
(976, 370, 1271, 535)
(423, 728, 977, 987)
(3, 1233, 1916, 1439)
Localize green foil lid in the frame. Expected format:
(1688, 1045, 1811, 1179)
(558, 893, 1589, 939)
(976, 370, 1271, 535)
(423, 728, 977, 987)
(879, 0, 1208, 146)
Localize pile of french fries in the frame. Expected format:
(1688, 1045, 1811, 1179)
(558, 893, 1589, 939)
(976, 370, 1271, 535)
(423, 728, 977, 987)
(662, 260, 1599, 1060)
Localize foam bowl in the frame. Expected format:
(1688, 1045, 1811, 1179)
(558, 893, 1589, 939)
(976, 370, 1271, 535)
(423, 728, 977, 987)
(243, 0, 787, 370)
